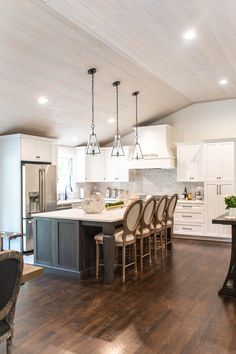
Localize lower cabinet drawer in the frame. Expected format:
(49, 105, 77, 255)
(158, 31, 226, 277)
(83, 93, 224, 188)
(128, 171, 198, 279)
(174, 223, 204, 236)
(175, 211, 204, 223)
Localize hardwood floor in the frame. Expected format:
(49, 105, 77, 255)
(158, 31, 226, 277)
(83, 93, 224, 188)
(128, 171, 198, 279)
(1, 239, 236, 354)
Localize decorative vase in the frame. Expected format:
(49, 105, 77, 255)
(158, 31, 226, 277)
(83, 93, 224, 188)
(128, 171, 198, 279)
(228, 208, 236, 217)
(81, 192, 105, 214)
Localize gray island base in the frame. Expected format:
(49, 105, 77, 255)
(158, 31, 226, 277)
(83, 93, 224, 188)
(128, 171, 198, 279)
(33, 209, 125, 284)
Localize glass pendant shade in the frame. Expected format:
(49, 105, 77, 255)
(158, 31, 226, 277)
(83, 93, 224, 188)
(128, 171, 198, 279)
(86, 68, 100, 155)
(86, 131, 100, 155)
(111, 81, 125, 157)
(131, 140, 143, 160)
(111, 132, 125, 157)
(131, 91, 143, 160)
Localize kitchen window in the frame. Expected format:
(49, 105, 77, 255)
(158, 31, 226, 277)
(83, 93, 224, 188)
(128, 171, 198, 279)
(57, 158, 73, 193)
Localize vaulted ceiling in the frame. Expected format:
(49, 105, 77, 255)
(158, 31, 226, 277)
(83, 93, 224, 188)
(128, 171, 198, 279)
(0, 0, 236, 145)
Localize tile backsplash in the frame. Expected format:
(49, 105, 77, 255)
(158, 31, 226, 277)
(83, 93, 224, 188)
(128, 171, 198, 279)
(77, 169, 204, 199)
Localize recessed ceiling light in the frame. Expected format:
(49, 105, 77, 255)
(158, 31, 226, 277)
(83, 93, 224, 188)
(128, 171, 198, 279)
(38, 96, 48, 104)
(72, 137, 77, 142)
(182, 30, 197, 40)
(108, 118, 115, 124)
(219, 79, 228, 85)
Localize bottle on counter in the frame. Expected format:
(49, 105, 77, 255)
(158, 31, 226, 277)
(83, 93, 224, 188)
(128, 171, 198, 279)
(181, 187, 188, 200)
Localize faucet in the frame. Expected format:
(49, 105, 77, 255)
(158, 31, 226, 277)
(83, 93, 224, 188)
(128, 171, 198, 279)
(65, 184, 73, 200)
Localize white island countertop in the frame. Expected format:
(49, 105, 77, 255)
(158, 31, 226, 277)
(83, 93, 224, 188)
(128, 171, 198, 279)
(34, 208, 126, 223)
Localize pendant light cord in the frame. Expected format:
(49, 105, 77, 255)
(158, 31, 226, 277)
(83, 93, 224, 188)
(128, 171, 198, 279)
(116, 84, 119, 134)
(91, 71, 95, 134)
(135, 94, 138, 142)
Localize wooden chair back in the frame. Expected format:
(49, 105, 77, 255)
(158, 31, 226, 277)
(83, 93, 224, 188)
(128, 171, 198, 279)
(0, 251, 23, 323)
(123, 200, 143, 241)
(166, 194, 178, 221)
(154, 195, 168, 225)
(140, 197, 156, 230)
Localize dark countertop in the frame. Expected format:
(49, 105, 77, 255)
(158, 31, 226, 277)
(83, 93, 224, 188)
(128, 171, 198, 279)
(212, 213, 236, 225)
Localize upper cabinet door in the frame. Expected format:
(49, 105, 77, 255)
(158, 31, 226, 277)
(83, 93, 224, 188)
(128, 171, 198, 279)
(104, 148, 119, 182)
(218, 142, 235, 182)
(74, 147, 91, 182)
(21, 138, 51, 162)
(191, 144, 204, 181)
(177, 145, 192, 181)
(177, 144, 203, 182)
(204, 142, 235, 182)
(204, 143, 219, 182)
(89, 151, 105, 182)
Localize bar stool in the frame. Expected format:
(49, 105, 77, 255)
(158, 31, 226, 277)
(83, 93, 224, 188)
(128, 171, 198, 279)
(151, 195, 168, 261)
(0, 232, 24, 253)
(136, 197, 156, 272)
(94, 200, 143, 283)
(162, 194, 178, 251)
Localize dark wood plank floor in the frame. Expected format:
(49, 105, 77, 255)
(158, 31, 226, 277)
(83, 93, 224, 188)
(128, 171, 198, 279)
(1, 239, 236, 354)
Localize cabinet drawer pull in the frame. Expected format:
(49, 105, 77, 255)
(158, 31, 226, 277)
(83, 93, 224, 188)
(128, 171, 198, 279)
(182, 227, 192, 230)
(36, 155, 40, 159)
(182, 205, 192, 208)
(182, 215, 192, 218)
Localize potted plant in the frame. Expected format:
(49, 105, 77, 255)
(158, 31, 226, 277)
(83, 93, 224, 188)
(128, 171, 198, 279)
(225, 195, 236, 216)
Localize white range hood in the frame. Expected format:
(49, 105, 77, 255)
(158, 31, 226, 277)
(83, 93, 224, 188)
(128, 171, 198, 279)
(128, 124, 176, 169)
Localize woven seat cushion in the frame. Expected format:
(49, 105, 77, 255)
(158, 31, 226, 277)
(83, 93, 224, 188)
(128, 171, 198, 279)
(0, 319, 10, 337)
(150, 223, 162, 231)
(94, 229, 134, 243)
(136, 227, 150, 236)
(162, 220, 172, 227)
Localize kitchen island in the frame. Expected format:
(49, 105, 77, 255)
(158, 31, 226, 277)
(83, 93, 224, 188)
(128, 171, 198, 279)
(33, 208, 125, 283)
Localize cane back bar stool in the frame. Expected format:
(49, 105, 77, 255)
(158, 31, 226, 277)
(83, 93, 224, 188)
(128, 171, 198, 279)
(151, 195, 168, 261)
(163, 193, 178, 251)
(136, 197, 156, 272)
(0, 251, 23, 354)
(94, 199, 143, 283)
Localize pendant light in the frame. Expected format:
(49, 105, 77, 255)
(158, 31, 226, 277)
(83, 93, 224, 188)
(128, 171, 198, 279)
(111, 81, 125, 157)
(86, 68, 100, 155)
(131, 91, 144, 160)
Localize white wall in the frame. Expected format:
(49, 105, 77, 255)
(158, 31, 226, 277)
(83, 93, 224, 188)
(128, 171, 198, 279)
(122, 98, 236, 145)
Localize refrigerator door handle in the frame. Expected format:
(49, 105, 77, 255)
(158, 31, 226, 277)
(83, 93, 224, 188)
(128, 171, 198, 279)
(43, 169, 46, 212)
(39, 169, 43, 212)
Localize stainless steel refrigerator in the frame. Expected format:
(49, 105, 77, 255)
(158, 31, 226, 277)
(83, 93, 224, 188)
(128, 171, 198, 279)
(21, 163, 57, 252)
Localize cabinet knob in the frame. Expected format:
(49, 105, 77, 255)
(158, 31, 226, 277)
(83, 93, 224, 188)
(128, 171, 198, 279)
(36, 155, 40, 159)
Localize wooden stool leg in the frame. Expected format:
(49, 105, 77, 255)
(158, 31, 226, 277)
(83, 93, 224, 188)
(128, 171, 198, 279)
(140, 238, 144, 272)
(96, 241, 99, 279)
(122, 245, 126, 283)
(154, 233, 157, 262)
(165, 226, 168, 253)
(160, 230, 163, 255)
(134, 241, 137, 277)
(148, 236, 152, 265)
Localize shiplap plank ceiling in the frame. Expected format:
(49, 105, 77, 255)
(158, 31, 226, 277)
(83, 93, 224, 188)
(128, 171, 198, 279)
(0, 0, 235, 145)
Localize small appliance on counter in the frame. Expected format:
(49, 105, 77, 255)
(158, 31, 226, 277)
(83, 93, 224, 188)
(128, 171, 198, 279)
(195, 186, 204, 200)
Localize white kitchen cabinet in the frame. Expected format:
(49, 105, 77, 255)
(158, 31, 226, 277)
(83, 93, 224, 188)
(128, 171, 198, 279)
(89, 150, 106, 182)
(21, 137, 55, 162)
(177, 144, 203, 182)
(205, 182, 233, 238)
(204, 142, 235, 182)
(104, 147, 129, 182)
(174, 201, 205, 236)
(74, 147, 92, 182)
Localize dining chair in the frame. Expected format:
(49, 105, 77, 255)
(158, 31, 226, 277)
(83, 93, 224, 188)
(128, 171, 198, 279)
(151, 195, 168, 261)
(162, 193, 178, 252)
(0, 250, 23, 354)
(136, 196, 156, 272)
(94, 199, 143, 283)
